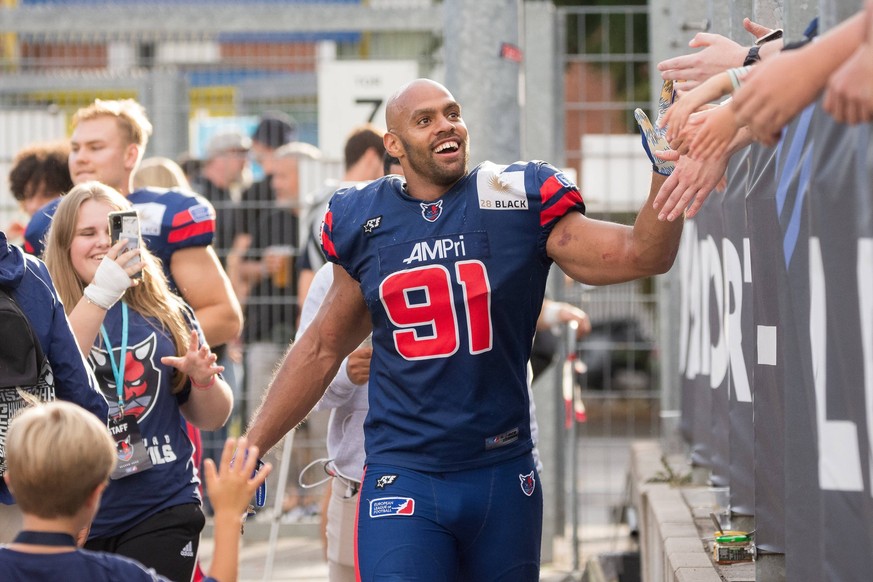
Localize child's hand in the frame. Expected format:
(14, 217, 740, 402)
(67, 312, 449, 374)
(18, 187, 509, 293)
(204, 437, 272, 518)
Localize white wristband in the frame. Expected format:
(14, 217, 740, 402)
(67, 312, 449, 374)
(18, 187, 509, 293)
(83, 257, 133, 310)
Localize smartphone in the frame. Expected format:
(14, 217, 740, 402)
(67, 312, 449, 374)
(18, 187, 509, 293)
(108, 210, 143, 278)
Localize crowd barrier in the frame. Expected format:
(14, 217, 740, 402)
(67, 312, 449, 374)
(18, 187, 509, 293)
(677, 98, 873, 579)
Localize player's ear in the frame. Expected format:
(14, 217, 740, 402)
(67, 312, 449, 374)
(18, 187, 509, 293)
(384, 132, 403, 159)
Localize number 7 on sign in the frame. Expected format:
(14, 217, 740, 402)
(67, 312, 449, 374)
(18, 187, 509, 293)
(380, 261, 493, 360)
(355, 98, 384, 123)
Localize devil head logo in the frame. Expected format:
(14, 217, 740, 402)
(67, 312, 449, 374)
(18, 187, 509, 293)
(420, 200, 443, 222)
(117, 435, 134, 461)
(519, 471, 536, 497)
(90, 334, 161, 420)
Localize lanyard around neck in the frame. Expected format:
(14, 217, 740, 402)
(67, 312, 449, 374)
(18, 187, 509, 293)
(99, 301, 129, 417)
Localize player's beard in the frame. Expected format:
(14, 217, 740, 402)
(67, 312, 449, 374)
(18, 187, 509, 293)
(400, 135, 468, 188)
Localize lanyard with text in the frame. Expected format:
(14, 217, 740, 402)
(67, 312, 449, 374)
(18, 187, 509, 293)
(100, 301, 129, 418)
(100, 301, 154, 479)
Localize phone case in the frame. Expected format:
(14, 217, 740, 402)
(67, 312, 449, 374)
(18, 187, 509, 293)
(108, 210, 143, 278)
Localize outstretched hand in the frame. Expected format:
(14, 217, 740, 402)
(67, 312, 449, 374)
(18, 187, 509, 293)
(204, 437, 272, 518)
(634, 80, 676, 176)
(651, 149, 728, 221)
(686, 104, 742, 161)
(657, 19, 773, 92)
(160, 330, 224, 387)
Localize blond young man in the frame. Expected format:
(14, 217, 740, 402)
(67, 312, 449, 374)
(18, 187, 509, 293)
(0, 401, 270, 582)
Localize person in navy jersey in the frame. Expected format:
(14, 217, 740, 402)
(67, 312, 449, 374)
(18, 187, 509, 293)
(43, 182, 233, 582)
(246, 78, 684, 581)
(0, 400, 270, 582)
(0, 230, 108, 540)
(25, 98, 242, 353)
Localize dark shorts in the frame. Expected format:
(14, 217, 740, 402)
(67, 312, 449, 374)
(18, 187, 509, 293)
(85, 502, 205, 582)
(356, 454, 542, 581)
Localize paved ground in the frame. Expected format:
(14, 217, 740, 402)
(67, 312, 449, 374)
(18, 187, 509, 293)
(199, 522, 634, 581)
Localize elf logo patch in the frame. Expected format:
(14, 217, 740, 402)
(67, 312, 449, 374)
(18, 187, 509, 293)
(362, 215, 382, 234)
(375, 474, 398, 489)
(369, 497, 415, 518)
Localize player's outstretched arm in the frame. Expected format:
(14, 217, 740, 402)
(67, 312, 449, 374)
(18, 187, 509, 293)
(732, 10, 867, 145)
(547, 171, 682, 286)
(245, 265, 371, 455)
(203, 437, 272, 582)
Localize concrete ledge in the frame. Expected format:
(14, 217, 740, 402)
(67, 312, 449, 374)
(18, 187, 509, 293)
(631, 440, 753, 582)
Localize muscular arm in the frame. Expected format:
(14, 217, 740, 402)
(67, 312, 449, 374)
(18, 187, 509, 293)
(547, 173, 683, 285)
(245, 264, 371, 454)
(170, 246, 243, 347)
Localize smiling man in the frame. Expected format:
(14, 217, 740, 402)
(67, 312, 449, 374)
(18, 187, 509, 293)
(246, 78, 683, 581)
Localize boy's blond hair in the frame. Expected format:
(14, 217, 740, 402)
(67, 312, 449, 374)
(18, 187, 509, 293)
(5, 401, 115, 518)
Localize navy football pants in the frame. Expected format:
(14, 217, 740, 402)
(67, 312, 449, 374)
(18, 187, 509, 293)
(356, 453, 542, 581)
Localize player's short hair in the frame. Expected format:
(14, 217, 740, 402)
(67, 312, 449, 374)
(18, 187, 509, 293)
(8, 140, 73, 202)
(5, 401, 115, 518)
(73, 98, 153, 151)
(344, 124, 385, 171)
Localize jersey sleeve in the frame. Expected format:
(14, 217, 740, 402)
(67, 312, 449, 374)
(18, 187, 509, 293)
(163, 191, 216, 250)
(530, 161, 586, 257)
(23, 198, 61, 257)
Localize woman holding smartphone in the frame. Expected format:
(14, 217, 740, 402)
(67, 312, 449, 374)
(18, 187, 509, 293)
(43, 181, 233, 582)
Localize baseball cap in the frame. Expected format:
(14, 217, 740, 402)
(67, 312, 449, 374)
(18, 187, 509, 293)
(205, 130, 251, 160)
(251, 112, 297, 149)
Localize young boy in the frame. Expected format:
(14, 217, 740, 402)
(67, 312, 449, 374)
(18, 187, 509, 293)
(0, 401, 270, 581)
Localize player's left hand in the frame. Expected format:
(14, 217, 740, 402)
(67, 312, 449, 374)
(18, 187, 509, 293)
(635, 80, 676, 176)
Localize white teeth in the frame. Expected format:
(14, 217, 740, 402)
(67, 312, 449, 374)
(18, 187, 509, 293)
(435, 141, 458, 153)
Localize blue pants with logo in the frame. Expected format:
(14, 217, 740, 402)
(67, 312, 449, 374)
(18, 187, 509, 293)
(356, 453, 542, 581)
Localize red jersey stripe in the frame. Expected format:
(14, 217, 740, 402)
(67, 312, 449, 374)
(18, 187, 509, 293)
(539, 175, 564, 206)
(168, 221, 213, 244)
(321, 210, 338, 259)
(540, 188, 584, 227)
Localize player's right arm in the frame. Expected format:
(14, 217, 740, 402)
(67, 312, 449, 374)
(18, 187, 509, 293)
(245, 264, 371, 454)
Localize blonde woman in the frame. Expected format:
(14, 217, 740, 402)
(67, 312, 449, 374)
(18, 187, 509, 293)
(43, 181, 233, 582)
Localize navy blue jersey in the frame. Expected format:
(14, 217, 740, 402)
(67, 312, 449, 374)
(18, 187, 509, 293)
(0, 547, 175, 581)
(127, 187, 215, 287)
(322, 161, 584, 472)
(86, 303, 202, 539)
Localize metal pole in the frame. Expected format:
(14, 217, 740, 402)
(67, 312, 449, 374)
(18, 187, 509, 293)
(263, 429, 295, 582)
(564, 320, 581, 574)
